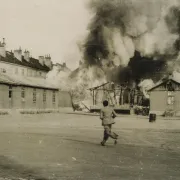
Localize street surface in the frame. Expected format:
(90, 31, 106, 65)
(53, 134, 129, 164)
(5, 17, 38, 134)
(0, 113, 180, 180)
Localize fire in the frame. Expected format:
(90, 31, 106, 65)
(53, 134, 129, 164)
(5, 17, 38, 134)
(47, 0, 180, 110)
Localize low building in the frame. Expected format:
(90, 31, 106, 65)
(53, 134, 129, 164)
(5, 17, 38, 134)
(0, 38, 67, 111)
(148, 75, 180, 116)
(0, 72, 59, 110)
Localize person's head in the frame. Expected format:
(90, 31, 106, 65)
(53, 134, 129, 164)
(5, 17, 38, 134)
(103, 100, 108, 107)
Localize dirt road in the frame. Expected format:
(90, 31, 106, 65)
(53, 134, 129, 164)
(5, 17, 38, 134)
(0, 113, 179, 179)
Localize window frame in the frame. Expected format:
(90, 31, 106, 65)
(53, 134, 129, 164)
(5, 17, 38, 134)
(9, 86, 12, 99)
(21, 87, 25, 99)
(167, 91, 175, 105)
(43, 90, 46, 103)
(52, 91, 56, 104)
(33, 88, 36, 104)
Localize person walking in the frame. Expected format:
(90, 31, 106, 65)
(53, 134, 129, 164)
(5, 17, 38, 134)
(100, 100, 118, 146)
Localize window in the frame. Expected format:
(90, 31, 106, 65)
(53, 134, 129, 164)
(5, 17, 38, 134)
(9, 86, 12, 98)
(33, 88, 36, 103)
(43, 90, 46, 102)
(167, 91, 174, 105)
(52, 91, 56, 103)
(21, 87, 25, 98)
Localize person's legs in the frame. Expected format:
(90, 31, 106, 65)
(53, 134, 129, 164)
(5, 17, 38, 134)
(101, 125, 110, 146)
(101, 125, 119, 146)
(110, 125, 118, 145)
(108, 125, 118, 139)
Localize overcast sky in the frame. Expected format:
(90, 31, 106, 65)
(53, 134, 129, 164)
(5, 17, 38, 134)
(0, 0, 91, 70)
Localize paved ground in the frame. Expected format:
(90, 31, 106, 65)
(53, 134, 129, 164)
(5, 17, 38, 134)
(0, 113, 180, 180)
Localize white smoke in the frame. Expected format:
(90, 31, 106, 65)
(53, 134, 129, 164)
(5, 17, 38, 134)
(172, 70, 180, 82)
(70, 66, 107, 104)
(46, 64, 71, 91)
(86, 0, 180, 68)
(48, 0, 180, 108)
(138, 79, 155, 98)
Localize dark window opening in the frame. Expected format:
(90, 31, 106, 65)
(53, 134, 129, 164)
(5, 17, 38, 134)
(21, 87, 25, 98)
(52, 91, 56, 103)
(33, 88, 36, 103)
(43, 90, 46, 102)
(9, 86, 12, 98)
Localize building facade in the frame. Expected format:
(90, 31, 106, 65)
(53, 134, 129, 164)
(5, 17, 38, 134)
(148, 76, 180, 116)
(0, 82, 59, 110)
(0, 38, 60, 111)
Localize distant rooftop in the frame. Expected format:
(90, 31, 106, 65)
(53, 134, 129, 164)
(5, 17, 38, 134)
(148, 73, 180, 92)
(0, 51, 50, 72)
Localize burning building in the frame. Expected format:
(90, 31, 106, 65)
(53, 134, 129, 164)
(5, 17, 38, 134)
(49, 1, 180, 114)
(75, 1, 180, 102)
(88, 81, 149, 114)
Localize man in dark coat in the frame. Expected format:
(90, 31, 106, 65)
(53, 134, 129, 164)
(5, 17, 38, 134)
(100, 100, 118, 146)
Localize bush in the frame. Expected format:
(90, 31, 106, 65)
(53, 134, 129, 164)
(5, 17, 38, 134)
(0, 109, 9, 115)
(18, 109, 59, 114)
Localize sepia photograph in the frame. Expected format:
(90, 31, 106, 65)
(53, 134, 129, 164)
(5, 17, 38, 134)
(0, 0, 180, 179)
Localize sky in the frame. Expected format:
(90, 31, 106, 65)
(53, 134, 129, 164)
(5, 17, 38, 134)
(0, 0, 91, 70)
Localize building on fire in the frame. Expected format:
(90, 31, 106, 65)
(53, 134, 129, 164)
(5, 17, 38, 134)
(0, 38, 71, 111)
(88, 82, 145, 114)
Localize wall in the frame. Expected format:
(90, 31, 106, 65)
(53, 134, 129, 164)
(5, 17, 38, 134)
(21, 87, 59, 110)
(0, 84, 9, 109)
(174, 91, 180, 115)
(149, 91, 167, 115)
(0, 61, 47, 78)
(0, 83, 59, 110)
(58, 91, 72, 107)
(150, 88, 180, 116)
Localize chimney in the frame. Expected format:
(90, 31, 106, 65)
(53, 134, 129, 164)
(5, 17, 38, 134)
(14, 47, 22, 61)
(44, 54, 52, 69)
(24, 50, 30, 62)
(0, 38, 6, 57)
(39, 56, 45, 65)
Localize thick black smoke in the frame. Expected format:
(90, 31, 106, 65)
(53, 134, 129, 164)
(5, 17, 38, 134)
(165, 6, 180, 53)
(109, 51, 168, 85)
(82, 0, 180, 85)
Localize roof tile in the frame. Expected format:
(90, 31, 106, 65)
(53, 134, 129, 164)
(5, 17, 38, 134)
(0, 52, 50, 72)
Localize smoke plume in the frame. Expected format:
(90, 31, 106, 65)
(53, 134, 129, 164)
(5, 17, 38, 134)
(49, 0, 180, 105)
(83, 0, 180, 82)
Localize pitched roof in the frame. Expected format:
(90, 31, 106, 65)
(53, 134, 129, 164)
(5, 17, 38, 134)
(147, 76, 180, 92)
(0, 51, 50, 72)
(0, 72, 59, 90)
